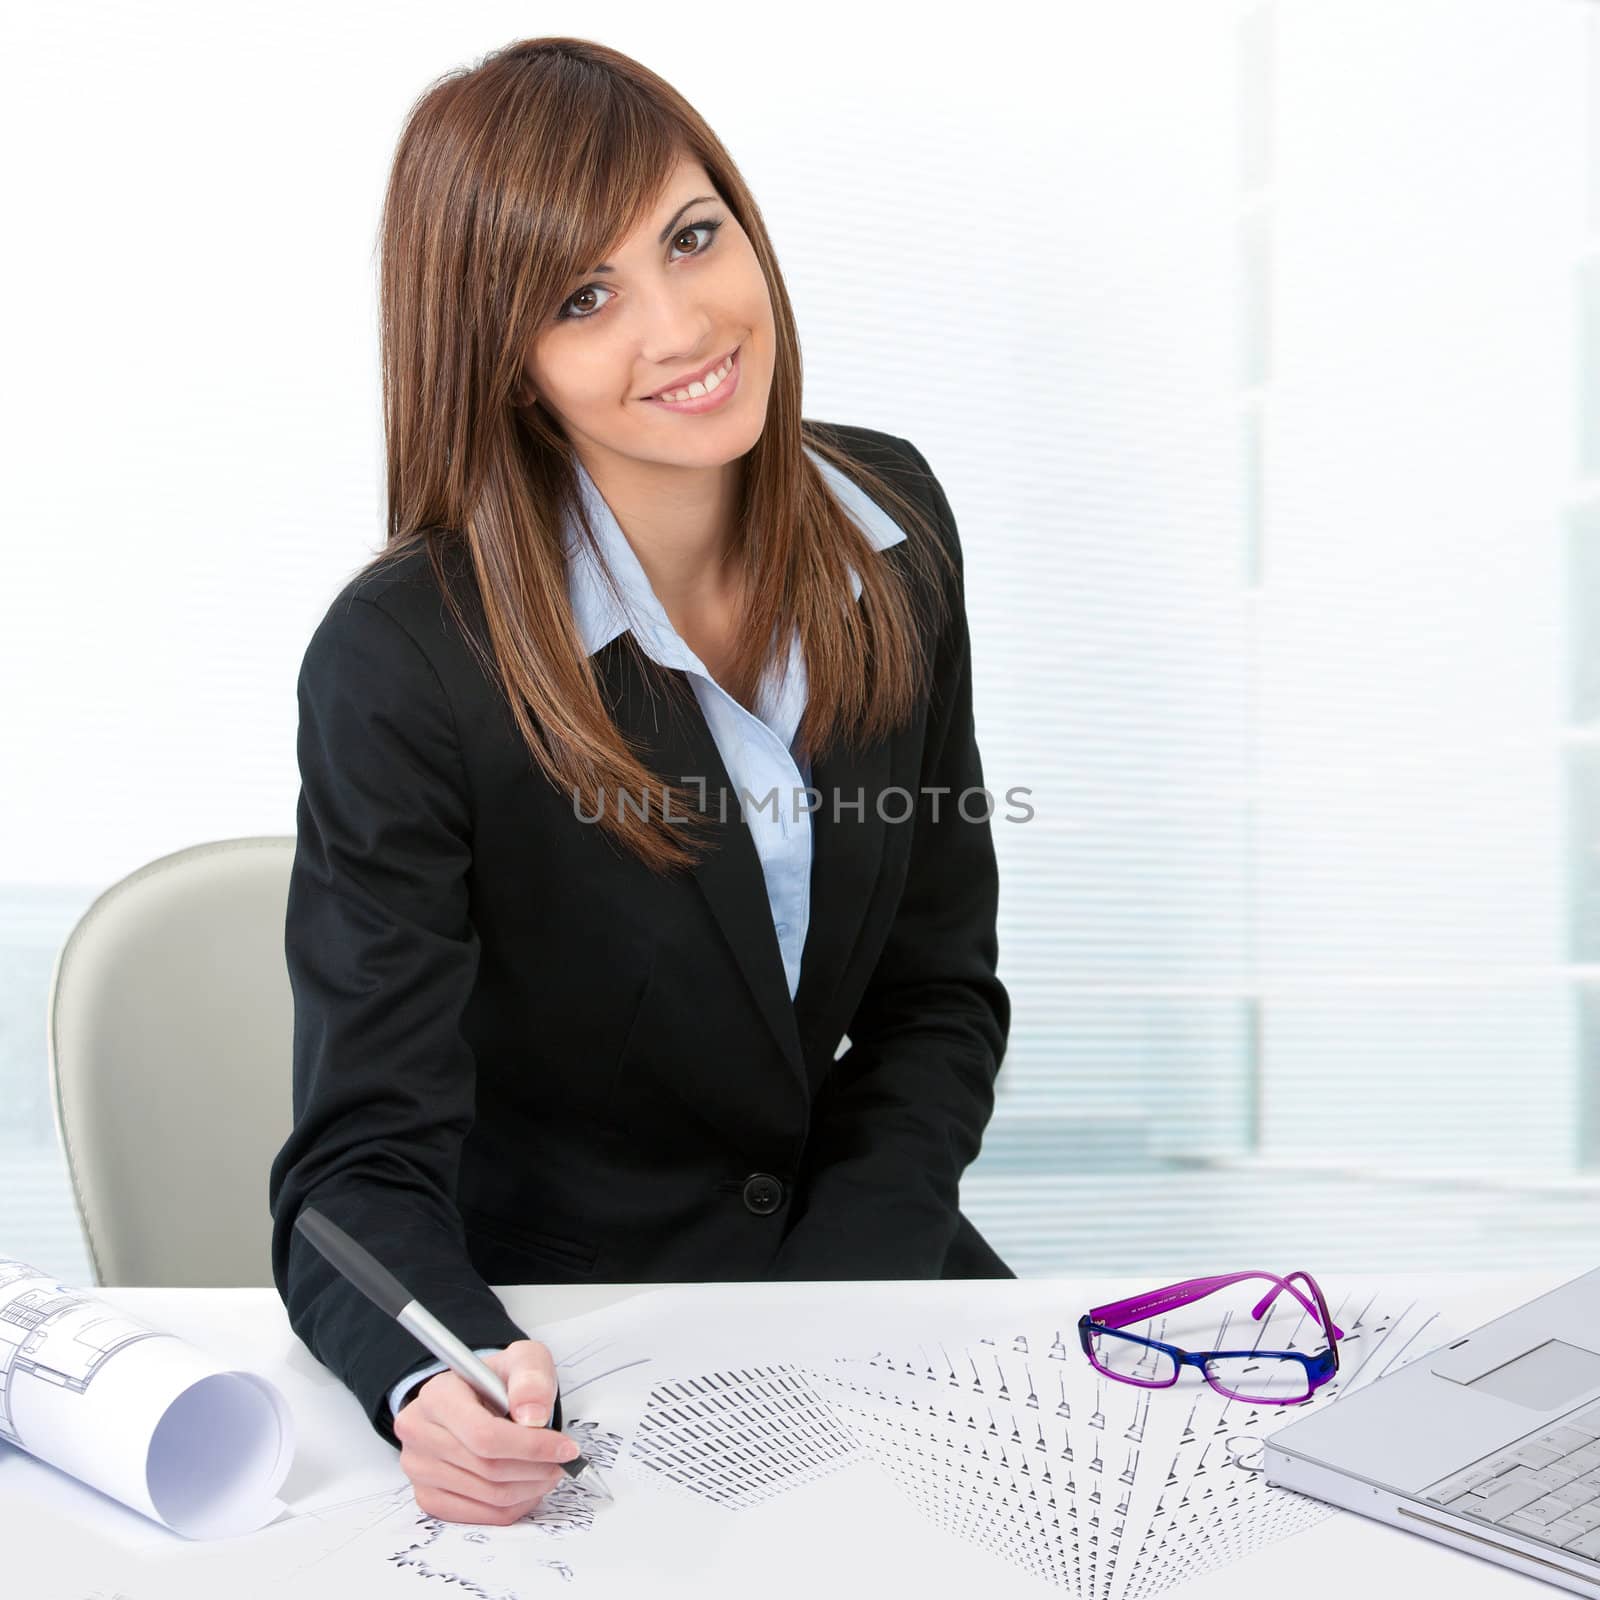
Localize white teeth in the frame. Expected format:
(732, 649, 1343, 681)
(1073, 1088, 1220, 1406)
(657, 351, 735, 402)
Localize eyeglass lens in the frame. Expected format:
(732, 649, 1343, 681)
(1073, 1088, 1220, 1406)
(1089, 1326, 1314, 1401)
(1203, 1277, 1328, 1401)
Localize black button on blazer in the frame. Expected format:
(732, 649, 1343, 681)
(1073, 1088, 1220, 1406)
(268, 420, 1013, 1445)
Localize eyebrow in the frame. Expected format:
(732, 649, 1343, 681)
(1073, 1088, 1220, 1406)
(588, 195, 719, 275)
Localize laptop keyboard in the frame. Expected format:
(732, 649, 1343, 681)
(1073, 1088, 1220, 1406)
(1420, 1400, 1600, 1560)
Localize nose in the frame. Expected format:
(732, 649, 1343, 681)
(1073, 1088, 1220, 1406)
(634, 284, 717, 374)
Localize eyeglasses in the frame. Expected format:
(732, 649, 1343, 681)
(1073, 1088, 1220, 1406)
(1077, 1269, 1344, 1405)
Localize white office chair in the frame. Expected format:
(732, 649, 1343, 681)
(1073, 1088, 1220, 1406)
(47, 836, 296, 1287)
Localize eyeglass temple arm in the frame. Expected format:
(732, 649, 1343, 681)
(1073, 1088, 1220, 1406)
(1272, 1270, 1345, 1342)
(1089, 1270, 1344, 1341)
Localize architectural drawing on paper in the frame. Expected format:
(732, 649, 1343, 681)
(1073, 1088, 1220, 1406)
(56, 1283, 1445, 1599)
(242, 1416, 623, 1597)
(629, 1365, 860, 1509)
(0, 1258, 165, 1447)
(1119, 1286, 1440, 1600)
(794, 1286, 1448, 1600)
(388, 1418, 623, 1594)
(817, 1345, 1079, 1591)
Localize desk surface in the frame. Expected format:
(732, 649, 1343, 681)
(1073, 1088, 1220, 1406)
(6, 1271, 1575, 1599)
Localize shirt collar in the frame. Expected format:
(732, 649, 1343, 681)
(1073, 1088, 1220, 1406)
(564, 444, 910, 660)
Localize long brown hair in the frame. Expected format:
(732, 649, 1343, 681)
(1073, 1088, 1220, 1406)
(367, 36, 954, 872)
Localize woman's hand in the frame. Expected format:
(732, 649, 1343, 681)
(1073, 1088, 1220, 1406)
(393, 1339, 580, 1524)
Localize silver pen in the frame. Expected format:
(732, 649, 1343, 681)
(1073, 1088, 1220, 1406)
(296, 1205, 612, 1500)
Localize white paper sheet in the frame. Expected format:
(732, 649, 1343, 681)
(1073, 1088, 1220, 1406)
(0, 1257, 294, 1540)
(57, 1276, 1449, 1600)
(799, 1278, 1454, 1599)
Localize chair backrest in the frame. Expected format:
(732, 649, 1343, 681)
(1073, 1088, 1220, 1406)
(48, 837, 296, 1286)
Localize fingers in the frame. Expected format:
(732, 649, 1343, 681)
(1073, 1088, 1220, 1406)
(401, 1444, 564, 1522)
(393, 1340, 583, 1527)
(430, 1383, 578, 1465)
(392, 1349, 580, 1476)
(487, 1340, 561, 1427)
(439, 1397, 576, 1467)
(410, 1479, 556, 1526)
(403, 1410, 575, 1484)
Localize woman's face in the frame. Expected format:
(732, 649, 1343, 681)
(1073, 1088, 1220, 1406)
(521, 153, 776, 472)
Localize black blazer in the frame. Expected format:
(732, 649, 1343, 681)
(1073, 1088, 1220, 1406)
(268, 421, 1012, 1447)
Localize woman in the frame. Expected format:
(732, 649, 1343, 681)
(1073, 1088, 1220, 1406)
(268, 35, 1011, 1526)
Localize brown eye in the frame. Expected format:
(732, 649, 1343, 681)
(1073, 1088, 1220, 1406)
(557, 284, 614, 322)
(672, 220, 723, 259)
(557, 219, 723, 323)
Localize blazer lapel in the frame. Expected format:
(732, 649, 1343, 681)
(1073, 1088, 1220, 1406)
(594, 639, 894, 1098)
(595, 641, 808, 1091)
(793, 728, 893, 1095)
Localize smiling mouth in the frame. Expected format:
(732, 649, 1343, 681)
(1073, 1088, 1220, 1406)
(645, 345, 740, 401)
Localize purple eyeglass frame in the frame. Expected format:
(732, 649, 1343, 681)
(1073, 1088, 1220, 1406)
(1076, 1269, 1346, 1406)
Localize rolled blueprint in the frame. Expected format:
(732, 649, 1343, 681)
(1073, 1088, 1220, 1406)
(0, 1256, 293, 1539)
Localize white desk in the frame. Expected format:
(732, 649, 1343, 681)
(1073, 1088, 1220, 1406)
(2, 1271, 1571, 1599)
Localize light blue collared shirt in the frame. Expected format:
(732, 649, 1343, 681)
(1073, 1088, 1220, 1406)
(564, 443, 909, 1000)
(387, 442, 909, 1420)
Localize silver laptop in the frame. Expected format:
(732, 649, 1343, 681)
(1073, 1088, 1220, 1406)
(1265, 1266, 1600, 1595)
